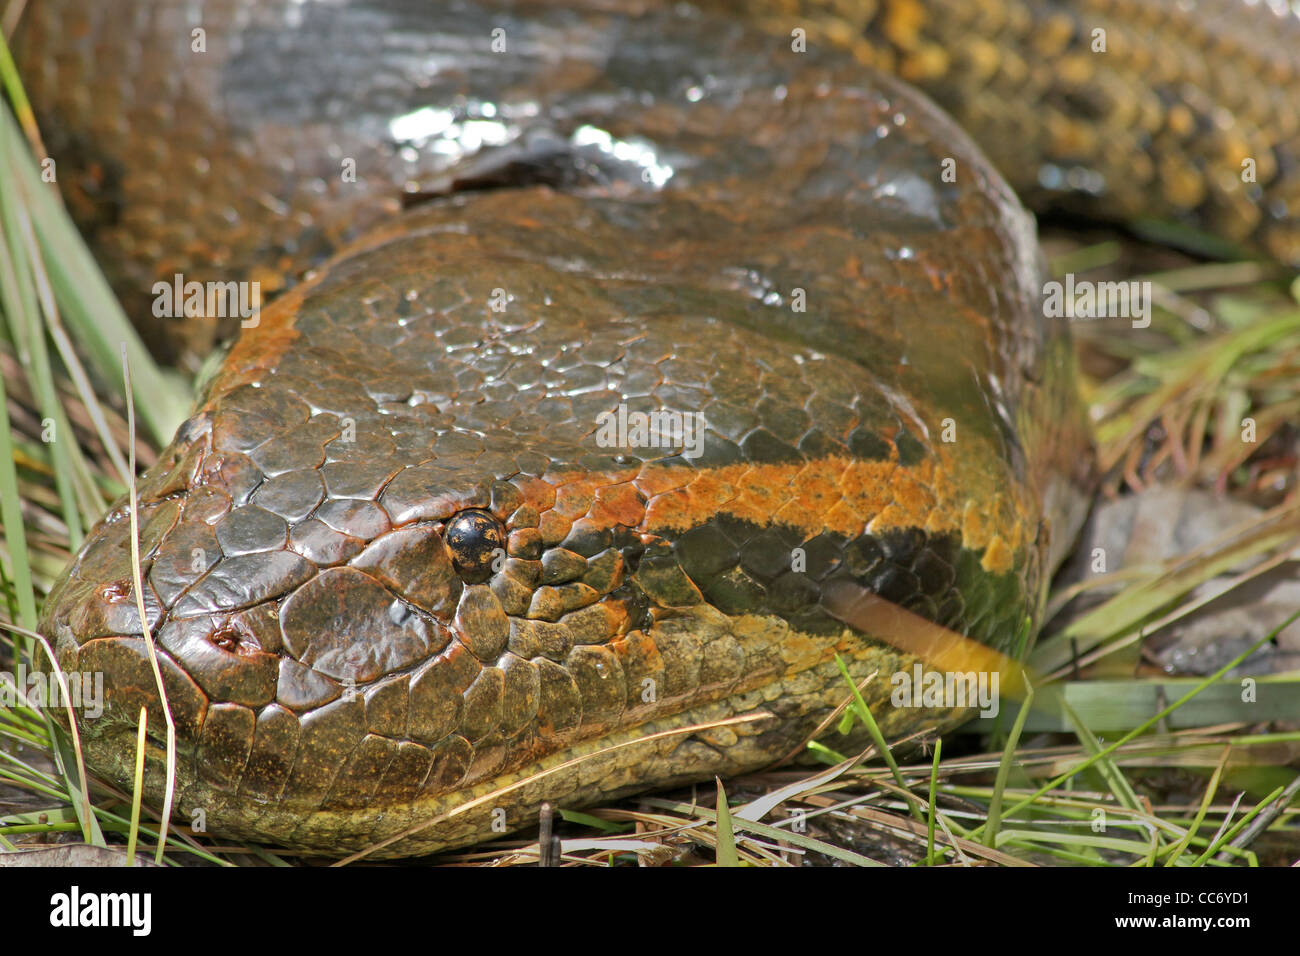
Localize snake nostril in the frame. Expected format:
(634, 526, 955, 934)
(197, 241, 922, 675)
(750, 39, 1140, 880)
(445, 508, 505, 583)
(208, 622, 244, 653)
(98, 582, 131, 604)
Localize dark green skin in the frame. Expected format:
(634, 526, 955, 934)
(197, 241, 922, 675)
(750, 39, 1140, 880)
(19, 0, 1296, 857)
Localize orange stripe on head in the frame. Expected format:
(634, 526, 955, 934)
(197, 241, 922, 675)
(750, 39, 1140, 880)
(515, 450, 1034, 575)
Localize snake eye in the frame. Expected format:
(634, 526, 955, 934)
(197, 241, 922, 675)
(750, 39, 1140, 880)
(445, 509, 505, 583)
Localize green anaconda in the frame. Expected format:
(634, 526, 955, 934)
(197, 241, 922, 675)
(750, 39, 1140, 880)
(17, 0, 1300, 857)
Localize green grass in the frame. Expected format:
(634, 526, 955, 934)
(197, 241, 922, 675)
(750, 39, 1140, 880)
(2, 37, 1299, 866)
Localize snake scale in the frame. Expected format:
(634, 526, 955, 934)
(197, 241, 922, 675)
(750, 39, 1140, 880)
(17, 0, 1300, 857)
